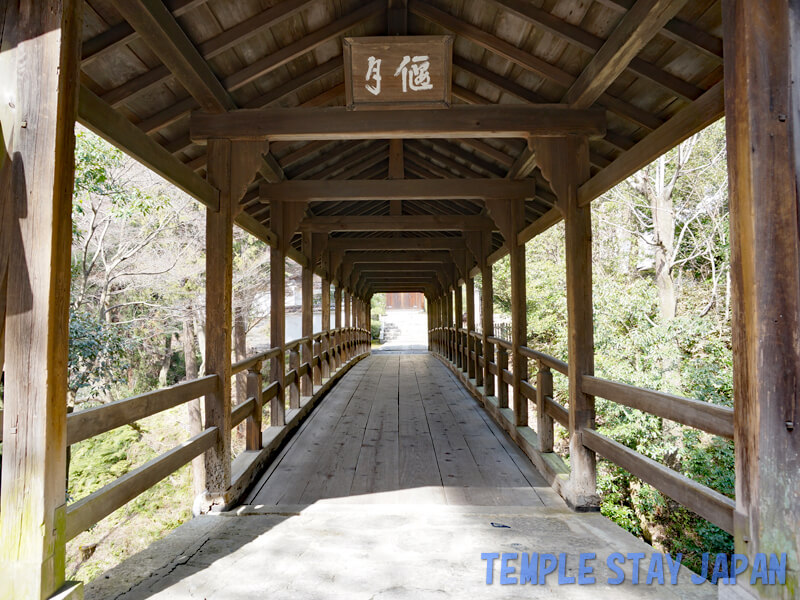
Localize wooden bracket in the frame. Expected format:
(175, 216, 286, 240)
(231, 140, 269, 216)
(534, 137, 590, 215)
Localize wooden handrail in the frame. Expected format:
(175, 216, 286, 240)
(582, 428, 734, 533)
(67, 375, 218, 446)
(582, 375, 734, 439)
(519, 346, 569, 375)
(231, 396, 258, 429)
(66, 426, 219, 541)
(486, 335, 512, 350)
(232, 348, 280, 375)
(544, 395, 569, 428)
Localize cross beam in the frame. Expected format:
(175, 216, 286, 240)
(190, 105, 606, 142)
(298, 214, 495, 232)
(328, 236, 466, 252)
(260, 179, 536, 202)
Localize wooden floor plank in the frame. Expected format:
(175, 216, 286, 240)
(245, 353, 566, 508)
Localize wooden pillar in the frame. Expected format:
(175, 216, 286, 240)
(466, 273, 476, 379)
(557, 137, 597, 510)
(723, 2, 800, 596)
(481, 237, 495, 397)
(334, 285, 342, 367)
(334, 285, 342, 329)
(446, 288, 454, 362)
(322, 279, 331, 331)
(344, 291, 351, 328)
(269, 204, 286, 427)
(0, 1, 82, 596)
(203, 138, 236, 506)
(301, 233, 313, 396)
(321, 278, 331, 378)
(454, 283, 463, 369)
(509, 200, 528, 427)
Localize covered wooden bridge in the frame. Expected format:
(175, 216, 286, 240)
(0, 0, 797, 599)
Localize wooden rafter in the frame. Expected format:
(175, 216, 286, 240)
(78, 86, 218, 209)
(101, 0, 371, 109)
(487, 0, 702, 102)
(578, 81, 724, 204)
(82, 0, 209, 65)
(562, 0, 693, 108)
(110, 0, 283, 183)
(411, 1, 664, 132)
(594, 0, 723, 61)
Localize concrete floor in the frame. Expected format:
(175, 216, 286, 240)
(86, 354, 717, 600)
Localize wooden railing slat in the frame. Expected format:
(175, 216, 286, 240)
(67, 374, 218, 446)
(519, 345, 569, 375)
(582, 374, 734, 439)
(231, 397, 257, 429)
(65, 427, 218, 541)
(544, 395, 569, 428)
(582, 429, 734, 533)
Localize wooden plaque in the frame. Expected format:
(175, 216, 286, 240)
(343, 36, 453, 110)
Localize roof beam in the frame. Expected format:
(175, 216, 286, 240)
(77, 85, 219, 210)
(223, 1, 384, 92)
(345, 251, 453, 264)
(110, 0, 235, 112)
(111, 0, 283, 183)
(593, 0, 723, 62)
(298, 215, 495, 232)
(191, 105, 606, 142)
(563, 0, 691, 108)
(328, 236, 466, 251)
(487, 0, 701, 102)
(101, 0, 334, 108)
(578, 81, 723, 205)
(260, 178, 537, 202)
(82, 0, 208, 66)
(412, 1, 662, 132)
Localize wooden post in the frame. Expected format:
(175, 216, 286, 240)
(269, 202, 287, 427)
(537, 363, 554, 453)
(542, 136, 597, 510)
(288, 346, 300, 408)
(334, 285, 342, 367)
(466, 274, 476, 379)
(246, 362, 263, 451)
(345, 291, 351, 328)
(0, 1, 82, 596)
(202, 138, 236, 507)
(301, 233, 313, 396)
(454, 283, 463, 369)
(321, 278, 331, 378)
(497, 346, 509, 408)
(723, 1, 800, 595)
(509, 200, 528, 427)
(446, 288, 454, 362)
(481, 234, 495, 397)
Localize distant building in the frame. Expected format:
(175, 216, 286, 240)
(385, 292, 425, 310)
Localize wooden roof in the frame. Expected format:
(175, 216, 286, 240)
(77, 0, 724, 289)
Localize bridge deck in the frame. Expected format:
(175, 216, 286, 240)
(245, 353, 559, 507)
(87, 354, 715, 600)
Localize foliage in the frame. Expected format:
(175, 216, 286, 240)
(68, 308, 132, 402)
(371, 293, 387, 316)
